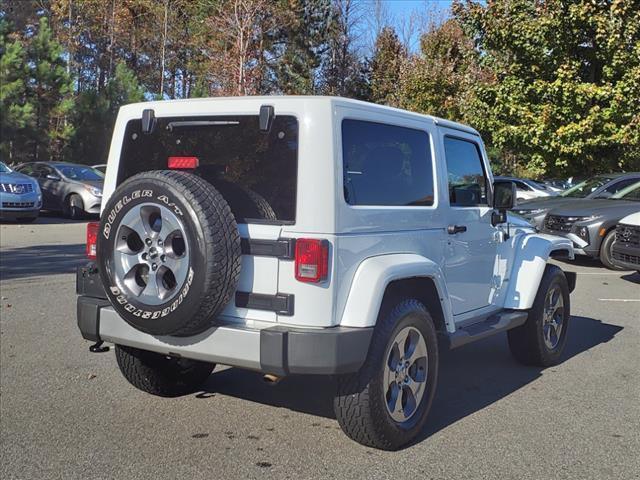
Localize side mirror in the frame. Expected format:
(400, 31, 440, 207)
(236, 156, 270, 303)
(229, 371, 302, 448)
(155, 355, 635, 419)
(493, 180, 516, 210)
(46, 174, 61, 181)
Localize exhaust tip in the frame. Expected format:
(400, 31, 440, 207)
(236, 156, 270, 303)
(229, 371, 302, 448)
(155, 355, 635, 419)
(263, 373, 282, 385)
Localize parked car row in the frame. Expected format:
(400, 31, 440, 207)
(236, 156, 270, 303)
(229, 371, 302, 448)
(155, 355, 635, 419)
(512, 172, 640, 271)
(0, 161, 104, 222)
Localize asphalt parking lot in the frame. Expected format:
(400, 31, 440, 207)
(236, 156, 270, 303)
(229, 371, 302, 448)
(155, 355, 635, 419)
(1, 218, 639, 480)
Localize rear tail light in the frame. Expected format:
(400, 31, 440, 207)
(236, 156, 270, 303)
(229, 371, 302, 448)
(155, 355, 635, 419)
(168, 156, 199, 170)
(295, 239, 329, 283)
(86, 222, 99, 260)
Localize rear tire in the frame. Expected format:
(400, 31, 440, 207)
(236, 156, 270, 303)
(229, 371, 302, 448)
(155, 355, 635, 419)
(599, 229, 626, 271)
(508, 265, 570, 367)
(115, 344, 214, 397)
(334, 299, 439, 450)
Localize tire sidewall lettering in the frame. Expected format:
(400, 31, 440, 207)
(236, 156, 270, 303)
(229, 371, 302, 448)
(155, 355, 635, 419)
(100, 183, 196, 319)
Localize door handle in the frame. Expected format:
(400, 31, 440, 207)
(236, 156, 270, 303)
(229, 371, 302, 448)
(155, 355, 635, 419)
(447, 224, 467, 235)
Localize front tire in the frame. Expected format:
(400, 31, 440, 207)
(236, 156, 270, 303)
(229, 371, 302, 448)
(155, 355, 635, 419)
(65, 194, 85, 220)
(508, 265, 570, 367)
(599, 229, 626, 271)
(115, 345, 214, 397)
(334, 299, 439, 450)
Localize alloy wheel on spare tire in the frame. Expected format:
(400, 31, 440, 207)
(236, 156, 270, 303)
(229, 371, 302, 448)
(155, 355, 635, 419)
(97, 170, 241, 336)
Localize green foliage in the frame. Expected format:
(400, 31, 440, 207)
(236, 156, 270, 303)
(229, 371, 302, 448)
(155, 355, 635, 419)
(71, 62, 144, 165)
(454, 0, 640, 178)
(370, 27, 406, 105)
(2, 0, 639, 176)
(0, 19, 34, 161)
(272, 0, 332, 94)
(25, 17, 75, 162)
(398, 19, 484, 121)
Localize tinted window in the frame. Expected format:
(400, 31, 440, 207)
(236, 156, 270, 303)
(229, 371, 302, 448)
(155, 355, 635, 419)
(444, 137, 488, 206)
(37, 165, 54, 177)
(0, 162, 10, 173)
(561, 175, 614, 198)
(119, 115, 298, 223)
(57, 165, 104, 181)
(17, 164, 38, 177)
(342, 120, 434, 206)
(601, 177, 638, 195)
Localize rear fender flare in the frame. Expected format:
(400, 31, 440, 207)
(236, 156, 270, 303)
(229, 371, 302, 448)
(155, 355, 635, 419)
(339, 254, 454, 332)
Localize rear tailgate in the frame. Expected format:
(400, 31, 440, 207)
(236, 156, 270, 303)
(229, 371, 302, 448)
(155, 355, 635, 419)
(220, 223, 284, 323)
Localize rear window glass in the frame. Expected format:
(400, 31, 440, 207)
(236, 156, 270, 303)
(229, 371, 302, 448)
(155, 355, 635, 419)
(342, 119, 434, 206)
(118, 115, 298, 224)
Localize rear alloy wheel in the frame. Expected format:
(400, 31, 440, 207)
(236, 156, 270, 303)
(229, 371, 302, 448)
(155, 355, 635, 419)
(65, 193, 85, 220)
(334, 299, 438, 450)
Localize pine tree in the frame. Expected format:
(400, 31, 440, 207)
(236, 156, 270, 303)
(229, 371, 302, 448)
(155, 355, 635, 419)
(370, 26, 406, 105)
(320, 0, 370, 99)
(25, 17, 75, 161)
(71, 62, 144, 165)
(271, 0, 331, 94)
(0, 19, 34, 163)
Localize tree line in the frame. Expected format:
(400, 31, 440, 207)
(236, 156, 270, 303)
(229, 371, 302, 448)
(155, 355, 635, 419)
(1, 0, 639, 178)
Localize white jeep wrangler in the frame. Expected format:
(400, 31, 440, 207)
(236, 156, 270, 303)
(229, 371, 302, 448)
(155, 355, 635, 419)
(77, 96, 576, 450)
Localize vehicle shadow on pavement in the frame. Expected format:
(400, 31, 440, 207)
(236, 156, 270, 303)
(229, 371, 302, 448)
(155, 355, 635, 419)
(0, 243, 86, 280)
(200, 316, 622, 445)
(621, 272, 640, 284)
(556, 256, 605, 270)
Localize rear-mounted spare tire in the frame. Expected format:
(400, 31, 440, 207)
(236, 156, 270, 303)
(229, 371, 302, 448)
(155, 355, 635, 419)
(97, 170, 241, 336)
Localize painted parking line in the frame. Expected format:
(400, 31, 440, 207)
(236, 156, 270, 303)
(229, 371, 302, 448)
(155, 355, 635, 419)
(574, 272, 631, 275)
(597, 298, 640, 302)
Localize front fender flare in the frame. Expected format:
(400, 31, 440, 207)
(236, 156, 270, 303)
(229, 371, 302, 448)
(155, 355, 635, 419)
(504, 234, 574, 310)
(339, 254, 454, 332)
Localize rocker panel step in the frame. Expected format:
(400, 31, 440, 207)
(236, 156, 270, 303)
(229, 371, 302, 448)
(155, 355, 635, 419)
(448, 311, 528, 349)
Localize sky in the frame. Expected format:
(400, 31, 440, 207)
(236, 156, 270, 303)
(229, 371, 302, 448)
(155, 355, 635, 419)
(386, 0, 453, 19)
(373, 0, 454, 52)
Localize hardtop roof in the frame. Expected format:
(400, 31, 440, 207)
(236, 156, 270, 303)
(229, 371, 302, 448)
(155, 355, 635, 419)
(121, 95, 480, 137)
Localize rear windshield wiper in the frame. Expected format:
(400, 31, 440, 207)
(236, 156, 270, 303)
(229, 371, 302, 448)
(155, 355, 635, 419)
(166, 120, 239, 131)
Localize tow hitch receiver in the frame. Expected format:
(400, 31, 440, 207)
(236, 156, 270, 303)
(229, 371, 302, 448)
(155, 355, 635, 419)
(89, 341, 110, 353)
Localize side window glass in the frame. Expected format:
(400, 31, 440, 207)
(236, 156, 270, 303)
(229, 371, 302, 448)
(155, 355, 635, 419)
(443, 137, 488, 206)
(342, 119, 434, 206)
(518, 181, 532, 191)
(18, 164, 36, 177)
(604, 178, 636, 194)
(39, 166, 53, 177)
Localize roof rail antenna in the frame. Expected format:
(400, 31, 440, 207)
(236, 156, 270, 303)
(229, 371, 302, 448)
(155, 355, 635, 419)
(259, 105, 275, 133)
(142, 108, 156, 134)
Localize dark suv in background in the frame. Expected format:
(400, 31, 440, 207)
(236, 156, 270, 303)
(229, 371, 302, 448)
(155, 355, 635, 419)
(513, 172, 640, 229)
(541, 181, 640, 270)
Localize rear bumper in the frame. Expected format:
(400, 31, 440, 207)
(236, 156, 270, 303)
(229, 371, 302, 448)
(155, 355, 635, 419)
(77, 295, 373, 376)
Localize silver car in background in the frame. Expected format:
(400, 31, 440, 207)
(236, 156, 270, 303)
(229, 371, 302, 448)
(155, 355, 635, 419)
(15, 162, 104, 219)
(0, 161, 42, 222)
